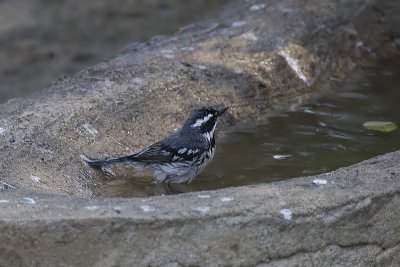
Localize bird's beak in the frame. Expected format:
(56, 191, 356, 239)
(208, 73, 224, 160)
(218, 107, 229, 116)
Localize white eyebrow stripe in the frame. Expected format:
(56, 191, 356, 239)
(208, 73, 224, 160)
(191, 114, 213, 128)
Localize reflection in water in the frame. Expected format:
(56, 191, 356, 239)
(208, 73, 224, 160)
(95, 58, 400, 197)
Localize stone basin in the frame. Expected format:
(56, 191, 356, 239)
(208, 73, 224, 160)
(0, 0, 400, 266)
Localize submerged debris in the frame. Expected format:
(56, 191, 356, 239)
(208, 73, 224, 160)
(363, 121, 398, 133)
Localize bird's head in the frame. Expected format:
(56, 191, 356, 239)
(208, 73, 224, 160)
(184, 106, 229, 137)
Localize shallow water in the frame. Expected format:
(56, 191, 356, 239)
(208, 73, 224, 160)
(95, 58, 400, 197)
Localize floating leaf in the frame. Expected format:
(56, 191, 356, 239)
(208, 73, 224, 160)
(363, 121, 398, 133)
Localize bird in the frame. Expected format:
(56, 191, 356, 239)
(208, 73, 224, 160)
(84, 106, 229, 183)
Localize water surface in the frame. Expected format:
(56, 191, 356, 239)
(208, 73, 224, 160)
(95, 58, 400, 197)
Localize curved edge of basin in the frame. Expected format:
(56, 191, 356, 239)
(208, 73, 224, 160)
(1, 150, 399, 266)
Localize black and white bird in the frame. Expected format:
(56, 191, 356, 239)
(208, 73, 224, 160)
(84, 106, 229, 183)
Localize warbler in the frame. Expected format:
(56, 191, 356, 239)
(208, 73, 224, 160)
(84, 106, 229, 183)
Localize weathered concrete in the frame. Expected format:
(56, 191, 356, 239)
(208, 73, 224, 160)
(0, 151, 399, 266)
(0, 0, 400, 266)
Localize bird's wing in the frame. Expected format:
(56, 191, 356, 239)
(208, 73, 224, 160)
(128, 142, 171, 163)
(128, 141, 203, 164)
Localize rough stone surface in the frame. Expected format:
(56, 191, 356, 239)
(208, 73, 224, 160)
(0, 0, 400, 266)
(0, 151, 400, 266)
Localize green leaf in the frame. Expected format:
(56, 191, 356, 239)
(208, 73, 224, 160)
(363, 121, 398, 133)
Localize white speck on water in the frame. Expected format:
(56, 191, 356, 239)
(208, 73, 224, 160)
(280, 209, 293, 220)
(0, 127, 6, 134)
(0, 199, 9, 203)
(82, 123, 99, 136)
(241, 32, 258, 41)
(278, 50, 311, 86)
(303, 108, 314, 114)
(273, 154, 292, 160)
(86, 206, 99, 211)
(192, 206, 210, 214)
(220, 197, 234, 202)
(232, 21, 247, 27)
(319, 122, 327, 127)
(197, 194, 211, 199)
(30, 175, 41, 183)
(249, 4, 266, 11)
(313, 179, 328, 185)
(22, 197, 36, 204)
(140, 205, 155, 212)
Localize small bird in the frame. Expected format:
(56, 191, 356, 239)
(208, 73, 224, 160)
(85, 106, 229, 183)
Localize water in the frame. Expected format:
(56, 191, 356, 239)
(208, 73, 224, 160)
(95, 58, 400, 197)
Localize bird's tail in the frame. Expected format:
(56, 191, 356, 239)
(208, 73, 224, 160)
(80, 154, 131, 167)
